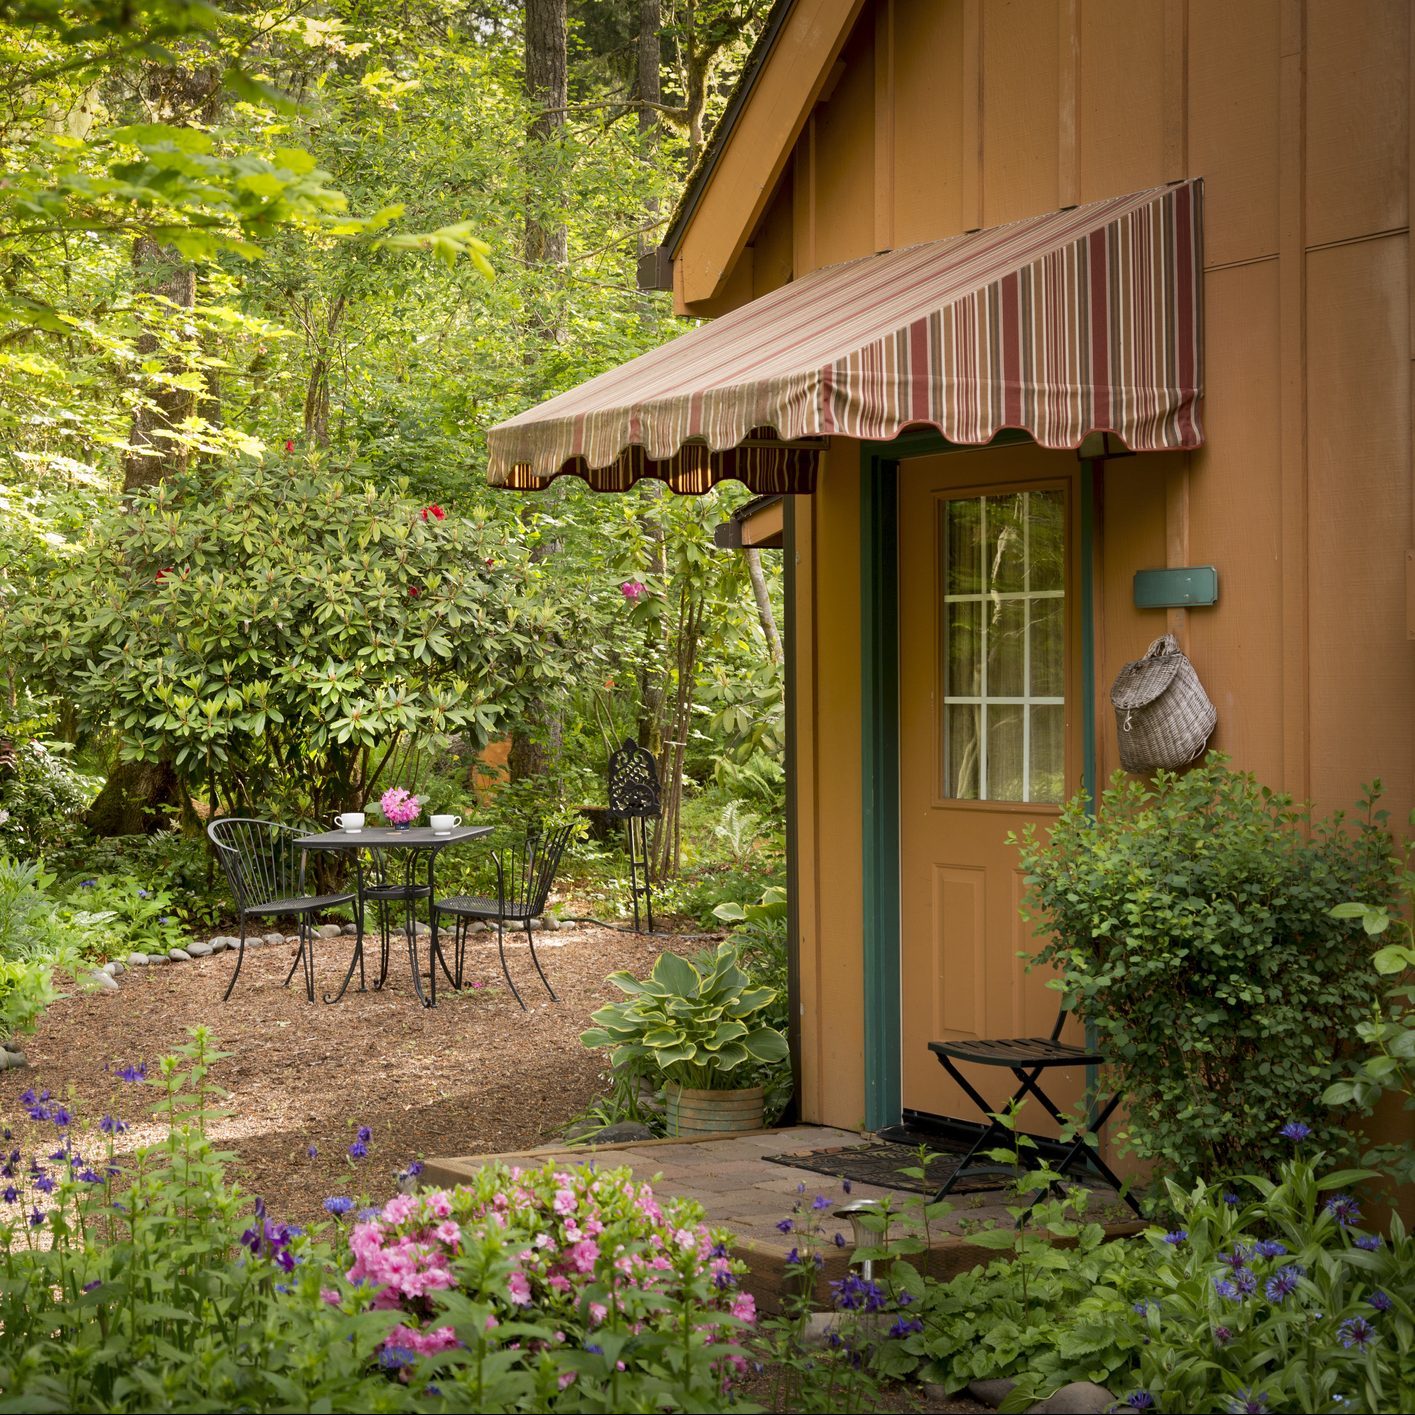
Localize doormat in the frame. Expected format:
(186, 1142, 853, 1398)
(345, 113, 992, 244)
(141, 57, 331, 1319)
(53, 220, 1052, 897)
(762, 1140, 1007, 1196)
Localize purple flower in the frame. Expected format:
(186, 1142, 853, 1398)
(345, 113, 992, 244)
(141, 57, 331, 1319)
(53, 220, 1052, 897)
(1213, 1278, 1240, 1300)
(79, 879, 96, 889)
(1223, 1191, 1240, 1206)
(1213, 1325, 1232, 1346)
(1125, 1395, 1155, 1412)
(306, 1144, 317, 1158)
(1234, 1268, 1258, 1297)
(98, 1116, 126, 1135)
(77, 1169, 101, 1184)
(34, 1175, 55, 1194)
(784, 1247, 800, 1266)
(889, 1316, 924, 1339)
(833, 1231, 847, 1247)
(323, 1196, 355, 1216)
(1219, 1247, 1249, 1271)
(1279, 1121, 1311, 1142)
(1, 1186, 17, 1203)
(811, 1194, 832, 1211)
(1368, 1290, 1393, 1312)
(1163, 1230, 1187, 1245)
(406, 1160, 423, 1177)
(29, 1207, 44, 1228)
(776, 1218, 794, 1233)
(841, 1179, 852, 1194)
(379, 1345, 416, 1371)
(1252, 1239, 1287, 1259)
(1133, 1302, 1151, 1316)
(1338, 1316, 1376, 1349)
(1353, 1233, 1383, 1251)
(116, 1063, 146, 1083)
(1227, 1391, 1271, 1414)
(356, 1126, 371, 1144)
(82, 1280, 101, 1292)
(348, 1140, 367, 1160)
(1326, 1194, 1362, 1227)
(831, 1272, 887, 1313)
(1264, 1266, 1303, 1302)
(136, 889, 150, 899)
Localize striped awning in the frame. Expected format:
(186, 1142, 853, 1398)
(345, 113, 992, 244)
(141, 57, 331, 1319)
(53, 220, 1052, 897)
(487, 179, 1203, 494)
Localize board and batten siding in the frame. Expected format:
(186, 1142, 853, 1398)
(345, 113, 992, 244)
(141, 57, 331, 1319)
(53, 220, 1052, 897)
(675, 0, 1415, 1135)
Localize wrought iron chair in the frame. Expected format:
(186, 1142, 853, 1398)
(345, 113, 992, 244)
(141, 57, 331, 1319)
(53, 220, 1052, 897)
(359, 848, 432, 991)
(434, 822, 574, 1010)
(606, 738, 661, 933)
(927, 1003, 1141, 1215)
(207, 818, 356, 1003)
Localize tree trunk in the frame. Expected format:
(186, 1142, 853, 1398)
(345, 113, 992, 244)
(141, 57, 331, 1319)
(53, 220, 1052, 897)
(510, 0, 570, 787)
(85, 759, 183, 836)
(122, 237, 198, 493)
(744, 547, 782, 664)
(654, 587, 705, 879)
(636, 0, 662, 300)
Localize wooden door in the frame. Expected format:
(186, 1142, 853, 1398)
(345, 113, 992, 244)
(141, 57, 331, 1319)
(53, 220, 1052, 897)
(897, 443, 1087, 1127)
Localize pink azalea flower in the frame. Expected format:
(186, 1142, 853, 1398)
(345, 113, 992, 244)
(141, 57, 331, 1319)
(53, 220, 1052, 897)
(381, 1193, 415, 1225)
(434, 1220, 461, 1246)
(507, 1270, 532, 1305)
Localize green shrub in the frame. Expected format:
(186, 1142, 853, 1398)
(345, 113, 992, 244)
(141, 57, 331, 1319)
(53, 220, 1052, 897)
(1016, 758, 1399, 1182)
(51, 829, 231, 931)
(0, 739, 97, 854)
(56, 872, 191, 956)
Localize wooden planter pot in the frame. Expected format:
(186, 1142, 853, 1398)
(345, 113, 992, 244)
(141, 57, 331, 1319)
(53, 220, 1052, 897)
(663, 1083, 765, 1137)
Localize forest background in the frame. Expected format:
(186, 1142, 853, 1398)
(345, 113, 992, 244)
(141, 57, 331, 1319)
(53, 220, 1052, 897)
(0, 0, 786, 932)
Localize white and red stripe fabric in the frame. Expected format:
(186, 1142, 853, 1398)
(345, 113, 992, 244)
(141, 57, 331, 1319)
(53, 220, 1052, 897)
(487, 180, 1203, 494)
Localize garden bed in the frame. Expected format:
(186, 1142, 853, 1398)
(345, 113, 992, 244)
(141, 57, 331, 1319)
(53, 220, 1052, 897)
(2, 923, 681, 1224)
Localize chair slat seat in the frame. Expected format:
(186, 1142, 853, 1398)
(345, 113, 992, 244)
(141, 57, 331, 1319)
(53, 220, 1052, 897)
(437, 892, 537, 920)
(929, 1037, 1104, 1068)
(245, 891, 355, 917)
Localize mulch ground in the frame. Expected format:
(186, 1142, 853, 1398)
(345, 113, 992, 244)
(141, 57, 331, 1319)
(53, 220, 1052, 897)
(3, 924, 682, 1225)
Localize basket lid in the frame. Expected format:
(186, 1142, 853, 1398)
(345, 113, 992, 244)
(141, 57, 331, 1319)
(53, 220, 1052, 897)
(1111, 635, 1184, 710)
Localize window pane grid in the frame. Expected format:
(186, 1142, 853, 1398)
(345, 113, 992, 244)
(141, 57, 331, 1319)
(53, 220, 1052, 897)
(940, 490, 1065, 805)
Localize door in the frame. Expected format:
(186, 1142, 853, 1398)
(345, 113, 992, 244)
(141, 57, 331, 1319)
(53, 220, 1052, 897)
(897, 442, 1086, 1127)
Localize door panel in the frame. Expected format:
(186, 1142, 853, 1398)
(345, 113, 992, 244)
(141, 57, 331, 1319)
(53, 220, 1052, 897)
(898, 444, 1086, 1126)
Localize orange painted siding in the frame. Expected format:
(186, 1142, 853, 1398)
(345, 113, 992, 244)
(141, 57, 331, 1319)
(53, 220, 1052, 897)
(676, 0, 1415, 1138)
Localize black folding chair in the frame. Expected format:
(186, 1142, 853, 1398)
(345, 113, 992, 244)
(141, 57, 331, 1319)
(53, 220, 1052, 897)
(928, 1007, 1141, 1214)
(207, 818, 355, 1003)
(434, 822, 573, 1010)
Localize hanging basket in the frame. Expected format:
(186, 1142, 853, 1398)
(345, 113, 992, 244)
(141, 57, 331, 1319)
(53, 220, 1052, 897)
(1110, 633, 1216, 772)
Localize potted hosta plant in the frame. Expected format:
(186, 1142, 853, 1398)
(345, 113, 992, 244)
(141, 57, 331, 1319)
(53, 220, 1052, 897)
(580, 942, 789, 1136)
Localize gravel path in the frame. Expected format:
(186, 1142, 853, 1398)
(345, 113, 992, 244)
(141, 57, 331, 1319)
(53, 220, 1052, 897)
(3, 924, 677, 1224)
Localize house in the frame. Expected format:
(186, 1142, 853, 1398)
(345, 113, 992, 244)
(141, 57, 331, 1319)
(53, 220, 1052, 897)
(488, 0, 1414, 1150)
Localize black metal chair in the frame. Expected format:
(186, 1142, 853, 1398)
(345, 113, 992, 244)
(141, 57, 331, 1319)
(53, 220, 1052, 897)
(434, 822, 574, 1010)
(359, 848, 432, 991)
(207, 818, 355, 1003)
(606, 738, 662, 934)
(927, 1006, 1141, 1214)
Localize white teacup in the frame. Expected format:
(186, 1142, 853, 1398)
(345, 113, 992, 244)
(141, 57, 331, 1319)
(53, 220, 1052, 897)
(334, 812, 366, 833)
(430, 813, 462, 835)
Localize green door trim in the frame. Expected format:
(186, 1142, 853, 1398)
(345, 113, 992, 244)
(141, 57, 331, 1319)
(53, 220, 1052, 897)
(859, 434, 1096, 1132)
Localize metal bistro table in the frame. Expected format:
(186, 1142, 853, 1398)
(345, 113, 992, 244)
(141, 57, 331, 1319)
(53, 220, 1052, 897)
(300, 825, 490, 1008)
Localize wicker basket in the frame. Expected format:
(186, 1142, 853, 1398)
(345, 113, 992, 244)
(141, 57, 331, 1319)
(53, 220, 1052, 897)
(1110, 633, 1216, 772)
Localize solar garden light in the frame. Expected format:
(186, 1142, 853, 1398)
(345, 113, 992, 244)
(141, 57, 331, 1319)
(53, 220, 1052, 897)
(833, 1198, 886, 1280)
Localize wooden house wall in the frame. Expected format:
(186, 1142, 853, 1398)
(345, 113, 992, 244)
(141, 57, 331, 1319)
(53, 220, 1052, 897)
(679, 0, 1415, 1133)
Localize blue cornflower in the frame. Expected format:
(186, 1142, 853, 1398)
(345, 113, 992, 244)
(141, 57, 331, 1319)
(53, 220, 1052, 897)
(1338, 1316, 1376, 1349)
(1264, 1266, 1303, 1302)
(379, 1345, 415, 1372)
(1213, 1277, 1240, 1300)
(1252, 1239, 1287, 1259)
(1278, 1121, 1311, 1142)
(1223, 1191, 1241, 1206)
(776, 1218, 794, 1233)
(1213, 1325, 1232, 1346)
(1368, 1290, 1393, 1312)
(1228, 1390, 1271, 1414)
(158, 916, 172, 924)
(812, 1194, 832, 1210)
(1326, 1194, 1362, 1227)
(98, 1116, 126, 1135)
(1125, 1395, 1155, 1412)
(1353, 1233, 1383, 1252)
(1234, 1268, 1258, 1297)
(323, 1196, 355, 1216)
(1219, 1246, 1249, 1270)
(116, 1063, 146, 1083)
(1133, 1301, 1151, 1317)
(357, 1207, 378, 1221)
(1163, 1229, 1187, 1245)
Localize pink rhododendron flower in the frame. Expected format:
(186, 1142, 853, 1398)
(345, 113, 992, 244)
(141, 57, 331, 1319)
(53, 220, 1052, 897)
(620, 580, 647, 601)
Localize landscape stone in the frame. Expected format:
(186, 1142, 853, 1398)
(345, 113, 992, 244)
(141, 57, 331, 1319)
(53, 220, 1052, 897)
(212, 935, 240, 949)
(149, 954, 170, 964)
(343, 923, 360, 936)
(541, 915, 561, 930)
(318, 923, 344, 938)
(1025, 1382, 1117, 1414)
(589, 1121, 655, 1143)
(187, 942, 213, 957)
(2, 1038, 24, 1052)
(263, 932, 285, 946)
(207, 939, 229, 953)
(89, 969, 119, 991)
(128, 953, 149, 966)
(969, 1379, 1019, 1409)
(168, 948, 192, 963)
(106, 961, 125, 976)
(0, 1048, 29, 1070)
(286, 934, 302, 944)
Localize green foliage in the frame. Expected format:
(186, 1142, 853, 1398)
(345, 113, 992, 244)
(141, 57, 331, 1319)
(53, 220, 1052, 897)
(1016, 757, 1399, 1183)
(1323, 812, 1415, 1187)
(56, 872, 190, 956)
(0, 740, 99, 855)
(581, 940, 788, 1090)
(1121, 1152, 1415, 1415)
(49, 828, 230, 929)
(9, 458, 596, 820)
(0, 854, 72, 1035)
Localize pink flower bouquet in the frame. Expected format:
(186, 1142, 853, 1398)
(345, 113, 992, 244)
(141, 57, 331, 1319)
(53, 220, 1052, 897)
(379, 787, 420, 828)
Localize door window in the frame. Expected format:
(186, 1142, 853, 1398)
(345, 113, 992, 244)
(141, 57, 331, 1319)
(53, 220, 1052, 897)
(939, 489, 1065, 803)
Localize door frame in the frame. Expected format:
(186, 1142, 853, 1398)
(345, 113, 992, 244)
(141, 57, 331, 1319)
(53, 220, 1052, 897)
(859, 432, 1099, 1131)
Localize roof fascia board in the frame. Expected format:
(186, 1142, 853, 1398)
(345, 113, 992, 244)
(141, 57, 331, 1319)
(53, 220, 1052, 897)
(675, 0, 869, 308)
